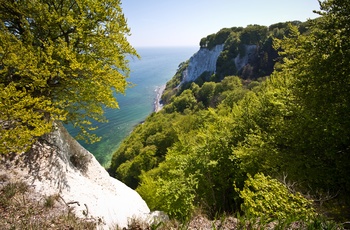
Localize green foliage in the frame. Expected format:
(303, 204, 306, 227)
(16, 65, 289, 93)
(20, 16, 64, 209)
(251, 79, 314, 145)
(110, 0, 350, 224)
(197, 82, 216, 107)
(109, 112, 184, 188)
(271, 1, 350, 191)
(0, 0, 136, 154)
(0, 26, 64, 154)
(165, 89, 198, 113)
(135, 94, 251, 219)
(156, 175, 197, 221)
(239, 24, 268, 45)
(136, 144, 202, 220)
(161, 61, 189, 104)
(238, 173, 315, 222)
(200, 28, 234, 50)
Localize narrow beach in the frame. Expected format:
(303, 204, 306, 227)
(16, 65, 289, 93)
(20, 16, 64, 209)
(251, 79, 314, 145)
(154, 85, 166, 112)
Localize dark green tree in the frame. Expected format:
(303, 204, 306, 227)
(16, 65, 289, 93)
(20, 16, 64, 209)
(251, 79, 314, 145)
(239, 24, 268, 45)
(262, 1, 350, 204)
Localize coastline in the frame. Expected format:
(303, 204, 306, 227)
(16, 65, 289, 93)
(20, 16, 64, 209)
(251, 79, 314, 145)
(154, 85, 166, 112)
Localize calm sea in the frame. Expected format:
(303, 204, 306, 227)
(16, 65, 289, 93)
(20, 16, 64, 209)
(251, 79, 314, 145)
(66, 46, 197, 166)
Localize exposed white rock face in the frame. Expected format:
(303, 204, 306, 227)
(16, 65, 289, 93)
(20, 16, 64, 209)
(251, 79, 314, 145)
(182, 44, 224, 83)
(1, 123, 150, 229)
(234, 44, 257, 71)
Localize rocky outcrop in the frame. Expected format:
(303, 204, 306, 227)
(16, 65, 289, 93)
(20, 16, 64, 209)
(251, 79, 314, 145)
(182, 44, 224, 83)
(0, 123, 150, 229)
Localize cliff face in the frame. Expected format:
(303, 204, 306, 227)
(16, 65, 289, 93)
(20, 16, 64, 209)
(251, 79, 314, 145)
(180, 44, 260, 84)
(0, 123, 150, 229)
(182, 44, 224, 83)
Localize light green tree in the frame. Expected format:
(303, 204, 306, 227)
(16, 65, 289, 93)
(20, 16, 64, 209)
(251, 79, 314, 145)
(0, 0, 137, 154)
(238, 173, 315, 221)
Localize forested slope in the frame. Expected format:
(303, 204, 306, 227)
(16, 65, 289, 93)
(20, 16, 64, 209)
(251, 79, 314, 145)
(109, 0, 350, 224)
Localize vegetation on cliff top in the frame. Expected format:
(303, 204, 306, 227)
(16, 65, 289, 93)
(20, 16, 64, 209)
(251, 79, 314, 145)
(109, 0, 350, 224)
(161, 20, 311, 107)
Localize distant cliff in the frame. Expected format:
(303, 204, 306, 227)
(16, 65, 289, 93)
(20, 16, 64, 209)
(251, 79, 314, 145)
(181, 42, 259, 85)
(181, 44, 224, 83)
(161, 21, 309, 104)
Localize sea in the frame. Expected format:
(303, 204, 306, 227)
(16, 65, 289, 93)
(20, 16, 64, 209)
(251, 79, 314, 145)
(66, 46, 198, 166)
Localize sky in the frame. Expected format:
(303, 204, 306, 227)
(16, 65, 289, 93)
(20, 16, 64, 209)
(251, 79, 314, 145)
(121, 0, 321, 47)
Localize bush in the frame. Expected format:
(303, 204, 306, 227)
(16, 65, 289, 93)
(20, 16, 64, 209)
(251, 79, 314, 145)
(238, 173, 315, 222)
(137, 168, 198, 221)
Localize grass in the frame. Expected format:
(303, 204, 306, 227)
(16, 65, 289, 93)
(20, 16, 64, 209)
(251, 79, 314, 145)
(0, 181, 96, 230)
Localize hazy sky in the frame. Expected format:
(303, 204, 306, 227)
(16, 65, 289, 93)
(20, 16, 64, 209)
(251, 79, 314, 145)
(121, 0, 321, 47)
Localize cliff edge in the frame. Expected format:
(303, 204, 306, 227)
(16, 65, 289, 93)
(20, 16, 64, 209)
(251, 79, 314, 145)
(0, 123, 150, 229)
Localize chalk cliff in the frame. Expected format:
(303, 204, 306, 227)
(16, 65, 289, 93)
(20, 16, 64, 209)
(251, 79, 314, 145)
(0, 123, 150, 229)
(182, 44, 224, 83)
(180, 44, 258, 85)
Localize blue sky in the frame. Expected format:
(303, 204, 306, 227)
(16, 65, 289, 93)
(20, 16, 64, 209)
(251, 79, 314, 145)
(121, 0, 320, 47)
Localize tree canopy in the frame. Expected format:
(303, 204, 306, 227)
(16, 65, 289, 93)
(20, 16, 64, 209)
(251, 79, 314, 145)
(109, 0, 350, 223)
(0, 0, 137, 154)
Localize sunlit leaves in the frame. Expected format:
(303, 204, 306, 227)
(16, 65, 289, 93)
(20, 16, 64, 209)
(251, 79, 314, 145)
(0, 82, 63, 153)
(0, 0, 137, 153)
(238, 173, 315, 221)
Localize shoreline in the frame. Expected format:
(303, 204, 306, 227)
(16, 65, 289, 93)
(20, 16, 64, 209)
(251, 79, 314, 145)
(154, 85, 166, 112)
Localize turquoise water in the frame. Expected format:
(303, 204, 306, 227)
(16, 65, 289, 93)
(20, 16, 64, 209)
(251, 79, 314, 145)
(66, 46, 197, 165)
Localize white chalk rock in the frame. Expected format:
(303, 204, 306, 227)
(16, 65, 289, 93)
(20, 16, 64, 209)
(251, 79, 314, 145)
(2, 123, 150, 229)
(182, 44, 224, 83)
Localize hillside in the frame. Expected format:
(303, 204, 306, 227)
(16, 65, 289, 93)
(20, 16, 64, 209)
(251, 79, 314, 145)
(108, 20, 311, 190)
(108, 1, 350, 226)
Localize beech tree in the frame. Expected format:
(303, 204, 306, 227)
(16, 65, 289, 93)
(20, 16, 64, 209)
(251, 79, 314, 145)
(273, 0, 350, 191)
(0, 0, 137, 154)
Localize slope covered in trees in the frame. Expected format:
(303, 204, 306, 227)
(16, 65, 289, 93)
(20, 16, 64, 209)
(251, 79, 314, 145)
(109, 0, 350, 224)
(0, 0, 136, 154)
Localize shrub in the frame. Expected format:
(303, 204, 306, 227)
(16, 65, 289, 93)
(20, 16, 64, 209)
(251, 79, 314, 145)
(238, 173, 315, 222)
